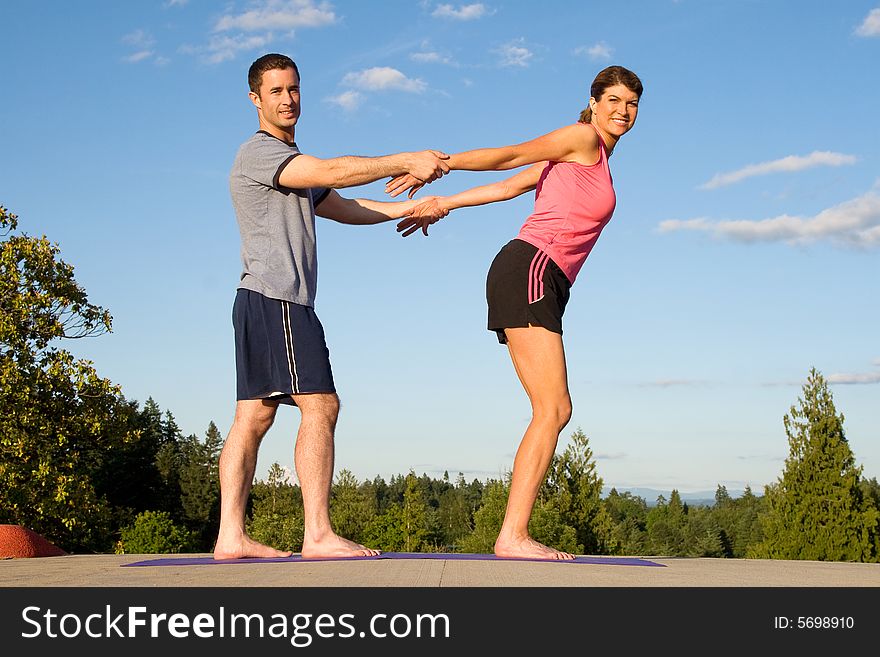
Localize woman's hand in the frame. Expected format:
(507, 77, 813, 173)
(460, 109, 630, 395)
(396, 196, 449, 237)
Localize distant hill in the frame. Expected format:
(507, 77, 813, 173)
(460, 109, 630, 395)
(602, 486, 747, 507)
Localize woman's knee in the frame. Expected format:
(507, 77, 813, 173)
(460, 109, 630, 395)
(533, 396, 572, 432)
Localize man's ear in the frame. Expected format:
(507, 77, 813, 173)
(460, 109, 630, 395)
(249, 91, 262, 110)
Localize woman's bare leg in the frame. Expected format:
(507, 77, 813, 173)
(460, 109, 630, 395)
(494, 325, 575, 560)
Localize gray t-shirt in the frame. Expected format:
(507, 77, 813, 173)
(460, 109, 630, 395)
(229, 131, 329, 307)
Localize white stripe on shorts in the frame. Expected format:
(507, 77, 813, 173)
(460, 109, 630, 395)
(281, 301, 299, 394)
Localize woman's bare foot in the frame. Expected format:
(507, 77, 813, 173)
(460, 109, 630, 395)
(494, 535, 575, 560)
(213, 532, 293, 560)
(301, 532, 380, 559)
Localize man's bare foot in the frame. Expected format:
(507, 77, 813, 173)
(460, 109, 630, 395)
(213, 532, 293, 560)
(301, 532, 380, 559)
(494, 535, 576, 560)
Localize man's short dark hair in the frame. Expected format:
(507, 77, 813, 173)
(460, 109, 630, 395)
(248, 54, 300, 95)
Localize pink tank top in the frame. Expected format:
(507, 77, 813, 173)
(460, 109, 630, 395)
(515, 122, 616, 284)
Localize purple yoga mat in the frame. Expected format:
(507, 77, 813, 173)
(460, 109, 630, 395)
(122, 553, 664, 567)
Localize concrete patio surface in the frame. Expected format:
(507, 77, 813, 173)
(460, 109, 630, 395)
(3, 553, 879, 587)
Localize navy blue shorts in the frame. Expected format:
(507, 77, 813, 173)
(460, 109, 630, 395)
(486, 239, 571, 344)
(233, 289, 336, 405)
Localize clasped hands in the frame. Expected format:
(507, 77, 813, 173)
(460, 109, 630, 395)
(386, 149, 451, 237)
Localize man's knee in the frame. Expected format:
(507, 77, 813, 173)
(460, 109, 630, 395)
(295, 393, 340, 425)
(233, 400, 278, 436)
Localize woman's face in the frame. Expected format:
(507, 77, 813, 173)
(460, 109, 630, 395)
(591, 83, 640, 142)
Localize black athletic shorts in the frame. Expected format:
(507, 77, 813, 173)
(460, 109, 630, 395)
(486, 239, 571, 344)
(233, 289, 336, 405)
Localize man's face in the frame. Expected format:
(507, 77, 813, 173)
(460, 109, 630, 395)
(250, 67, 301, 132)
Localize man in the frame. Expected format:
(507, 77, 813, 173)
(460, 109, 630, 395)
(214, 53, 447, 560)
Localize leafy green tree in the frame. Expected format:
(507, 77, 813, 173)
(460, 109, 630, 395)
(0, 205, 138, 552)
(645, 493, 687, 556)
(750, 369, 879, 561)
(458, 480, 508, 553)
(438, 485, 473, 548)
(604, 488, 649, 555)
(528, 502, 581, 555)
(247, 513, 304, 552)
(330, 468, 377, 544)
(248, 464, 304, 551)
(362, 503, 406, 551)
(117, 510, 196, 554)
(402, 472, 430, 552)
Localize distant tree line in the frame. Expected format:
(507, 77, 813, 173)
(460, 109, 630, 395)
(2, 204, 879, 561)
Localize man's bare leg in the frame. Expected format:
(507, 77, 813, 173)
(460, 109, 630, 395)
(494, 326, 576, 560)
(214, 399, 293, 560)
(293, 392, 380, 558)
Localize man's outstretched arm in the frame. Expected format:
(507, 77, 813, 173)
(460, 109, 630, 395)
(279, 150, 449, 191)
(314, 190, 448, 226)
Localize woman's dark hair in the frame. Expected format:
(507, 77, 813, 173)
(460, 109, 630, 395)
(578, 65, 643, 123)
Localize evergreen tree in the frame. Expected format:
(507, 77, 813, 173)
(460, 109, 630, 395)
(542, 428, 613, 553)
(177, 422, 222, 548)
(711, 485, 765, 558)
(751, 369, 879, 561)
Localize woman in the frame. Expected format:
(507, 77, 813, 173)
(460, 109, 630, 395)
(392, 65, 643, 560)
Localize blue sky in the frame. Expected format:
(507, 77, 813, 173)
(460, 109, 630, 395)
(2, 1, 878, 495)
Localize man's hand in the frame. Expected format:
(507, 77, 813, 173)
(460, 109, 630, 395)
(406, 149, 450, 182)
(396, 196, 449, 237)
(386, 150, 450, 199)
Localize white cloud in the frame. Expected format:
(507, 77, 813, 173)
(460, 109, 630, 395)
(827, 371, 880, 384)
(122, 29, 155, 48)
(432, 3, 491, 20)
(496, 39, 533, 67)
(124, 50, 155, 63)
(186, 33, 273, 64)
(215, 0, 336, 32)
(700, 151, 857, 190)
(122, 30, 159, 64)
(164, 0, 189, 7)
(325, 90, 364, 111)
(342, 67, 427, 93)
(637, 379, 707, 388)
(411, 51, 453, 65)
(658, 190, 880, 248)
(574, 42, 613, 60)
(855, 8, 880, 36)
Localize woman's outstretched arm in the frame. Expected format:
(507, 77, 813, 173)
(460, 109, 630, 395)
(396, 162, 546, 237)
(386, 123, 596, 198)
